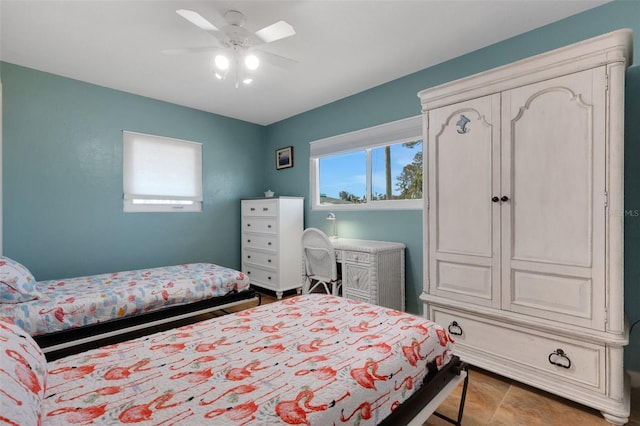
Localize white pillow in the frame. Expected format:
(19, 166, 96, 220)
(0, 256, 40, 303)
(0, 320, 47, 425)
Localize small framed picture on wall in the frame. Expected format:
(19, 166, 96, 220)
(276, 146, 294, 170)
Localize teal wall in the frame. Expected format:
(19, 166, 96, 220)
(2, 1, 640, 369)
(1, 63, 265, 279)
(264, 1, 640, 368)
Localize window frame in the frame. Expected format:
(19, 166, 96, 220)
(309, 115, 423, 211)
(123, 131, 203, 213)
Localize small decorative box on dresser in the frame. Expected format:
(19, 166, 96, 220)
(332, 239, 406, 311)
(419, 29, 632, 425)
(241, 197, 303, 299)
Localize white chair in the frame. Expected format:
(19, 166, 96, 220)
(301, 228, 341, 296)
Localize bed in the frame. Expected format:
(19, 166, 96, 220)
(0, 257, 257, 355)
(1, 293, 467, 426)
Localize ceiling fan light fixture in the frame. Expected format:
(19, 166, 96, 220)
(214, 54, 230, 71)
(244, 54, 259, 70)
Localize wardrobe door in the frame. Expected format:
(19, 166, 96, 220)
(501, 68, 607, 329)
(427, 94, 501, 307)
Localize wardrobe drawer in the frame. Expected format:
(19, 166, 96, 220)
(242, 200, 278, 217)
(432, 308, 605, 392)
(243, 250, 277, 269)
(243, 217, 277, 234)
(243, 234, 277, 252)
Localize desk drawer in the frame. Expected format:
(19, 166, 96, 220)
(343, 264, 371, 293)
(242, 200, 278, 217)
(432, 307, 604, 392)
(344, 251, 371, 264)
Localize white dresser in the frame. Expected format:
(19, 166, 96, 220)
(419, 30, 631, 424)
(241, 197, 303, 298)
(331, 238, 405, 311)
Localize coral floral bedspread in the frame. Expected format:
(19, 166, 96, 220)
(0, 263, 249, 337)
(41, 294, 455, 425)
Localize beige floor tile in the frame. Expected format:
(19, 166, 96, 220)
(424, 367, 511, 426)
(487, 381, 609, 426)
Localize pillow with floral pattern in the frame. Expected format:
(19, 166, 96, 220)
(0, 256, 40, 303)
(0, 320, 47, 425)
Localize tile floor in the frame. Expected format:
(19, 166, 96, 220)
(254, 291, 640, 426)
(425, 366, 640, 425)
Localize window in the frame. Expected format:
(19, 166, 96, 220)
(123, 131, 203, 212)
(310, 116, 422, 210)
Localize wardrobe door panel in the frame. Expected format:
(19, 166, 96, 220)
(428, 94, 501, 306)
(501, 68, 606, 328)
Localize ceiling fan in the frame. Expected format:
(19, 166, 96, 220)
(168, 8, 297, 88)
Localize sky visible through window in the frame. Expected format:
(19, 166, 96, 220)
(319, 143, 420, 199)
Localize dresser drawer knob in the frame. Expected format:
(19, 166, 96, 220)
(263, 207, 269, 211)
(548, 348, 571, 369)
(447, 321, 463, 336)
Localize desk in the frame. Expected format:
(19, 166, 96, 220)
(331, 238, 405, 311)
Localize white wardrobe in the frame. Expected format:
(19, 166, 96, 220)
(419, 29, 632, 424)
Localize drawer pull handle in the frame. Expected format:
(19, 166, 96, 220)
(247, 255, 251, 259)
(250, 207, 256, 211)
(548, 348, 571, 369)
(263, 207, 269, 211)
(447, 321, 463, 336)
(268, 259, 272, 263)
(268, 242, 272, 246)
(268, 225, 272, 228)
(247, 223, 251, 227)
(247, 271, 251, 275)
(247, 239, 251, 243)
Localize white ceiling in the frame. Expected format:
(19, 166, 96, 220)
(0, 0, 610, 125)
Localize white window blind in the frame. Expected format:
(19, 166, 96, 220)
(123, 131, 203, 212)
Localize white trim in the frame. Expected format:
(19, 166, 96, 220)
(309, 115, 422, 158)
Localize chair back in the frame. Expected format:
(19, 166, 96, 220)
(301, 228, 339, 294)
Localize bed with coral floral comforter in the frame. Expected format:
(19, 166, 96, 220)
(3, 293, 457, 425)
(0, 262, 251, 342)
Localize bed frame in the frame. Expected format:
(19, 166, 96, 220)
(381, 356, 469, 426)
(36, 288, 260, 359)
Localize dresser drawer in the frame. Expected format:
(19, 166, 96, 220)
(432, 308, 605, 392)
(243, 217, 277, 234)
(243, 250, 277, 269)
(242, 200, 278, 217)
(243, 265, 279, 288)
(344, 251, 371, 264)
(243, 234, 277, 251)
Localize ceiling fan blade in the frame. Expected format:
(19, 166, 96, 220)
(254, 20, 295, 43)
(255, 50, 298, 70)
(176, 9, 219, 31)
(162, 46, 222, 55)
